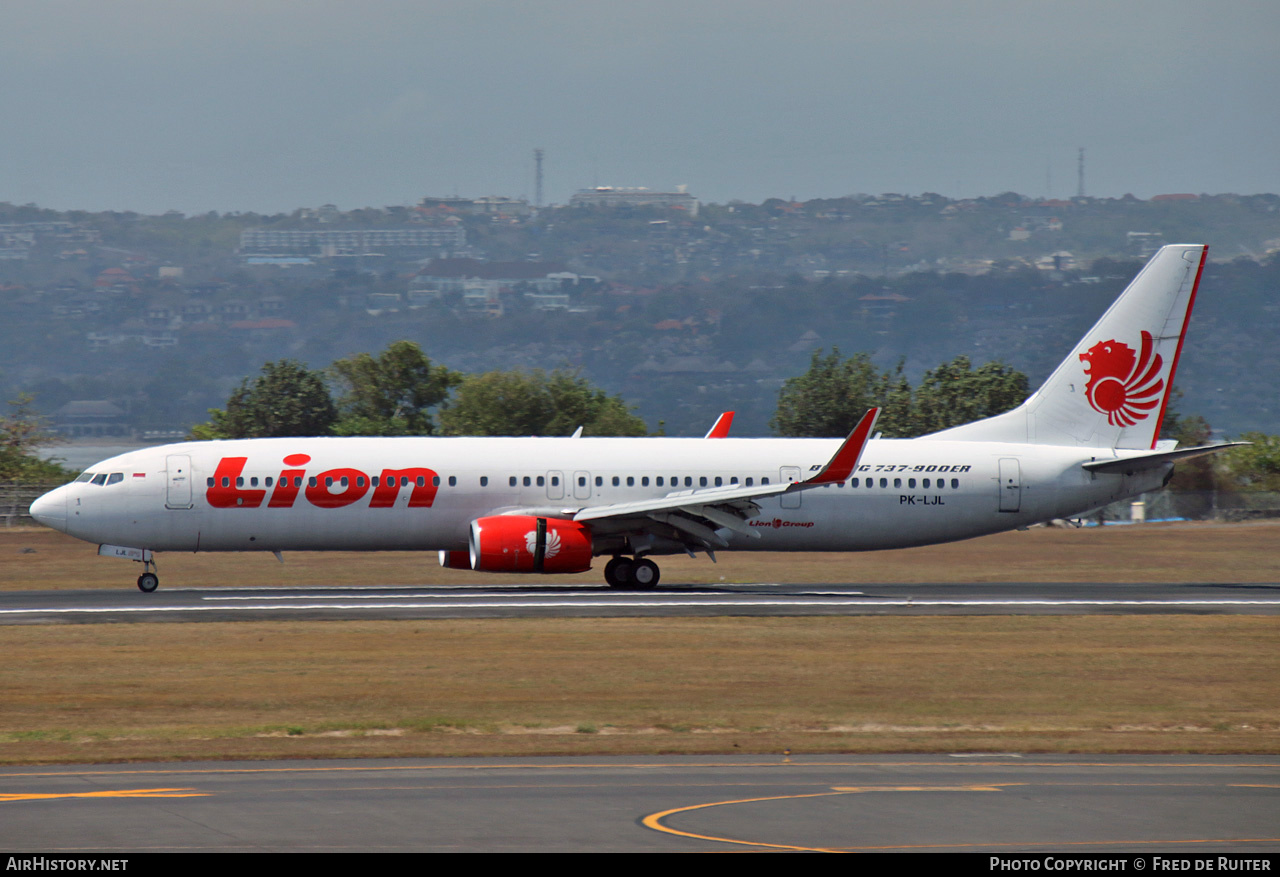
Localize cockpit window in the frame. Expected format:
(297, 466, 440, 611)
(91, 473, 108, 486)
(75, 472, 94, 483)
(106, 473, 124, 485)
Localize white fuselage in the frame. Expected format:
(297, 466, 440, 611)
(35, 435, 1165, 556)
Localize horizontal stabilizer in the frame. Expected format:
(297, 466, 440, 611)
(1081, 442, 1247, 475)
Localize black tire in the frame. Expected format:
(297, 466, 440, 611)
(137, 573, 159, 593)
(631, 558, 660, 589)
(604, 556, 633, 588)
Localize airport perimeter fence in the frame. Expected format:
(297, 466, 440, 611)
(1094, 490, 1280, 524)
(1, 482, 61, 528)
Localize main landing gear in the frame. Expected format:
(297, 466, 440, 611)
(603, 556, 660, 590)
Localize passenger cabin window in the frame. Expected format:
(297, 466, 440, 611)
(480, 476, 488, 486)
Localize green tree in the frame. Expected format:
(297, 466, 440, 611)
(771, 349, 1028, 438)
(1219, 433, 1280, 493)
(0, 394, 71, 481)
(1160, 402, 1216, 494)
(911, 357, 1029, 435)
(190, 360, 337, 439)
(329, 340, 461, 436)
(771, 349, 903, 438)
(438, 369, 647, 437)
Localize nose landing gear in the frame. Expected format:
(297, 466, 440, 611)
(603, 556, 660, 590)
(97, 545, 160, 593)
(135, 555, 160, 592)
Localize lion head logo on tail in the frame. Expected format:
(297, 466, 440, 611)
(1078, 330, 1165, 427)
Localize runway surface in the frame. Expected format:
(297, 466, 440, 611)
(2, 581, 1279, 624)
(1, 755, 1276, 852)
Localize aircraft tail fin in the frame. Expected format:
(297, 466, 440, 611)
(930, 244, 1207, 450)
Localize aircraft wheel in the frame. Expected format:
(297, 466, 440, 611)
(604, 556, 633, 588)
(137, 573, 159, 593)
(631, 558, 660, 590)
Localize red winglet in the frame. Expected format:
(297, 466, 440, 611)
(704, 411, 735, 439)
(803, 408, 880, 485)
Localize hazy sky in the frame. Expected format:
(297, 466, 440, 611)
(3, 0, 1277, 214)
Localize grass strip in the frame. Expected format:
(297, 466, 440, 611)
(2, 616, 1277, 763)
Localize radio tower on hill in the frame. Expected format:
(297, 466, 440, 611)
(534, 148, 545, 210)
(1077, 147, 1086, 198)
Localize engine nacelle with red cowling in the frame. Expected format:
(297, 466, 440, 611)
(466, 515, 593, 574)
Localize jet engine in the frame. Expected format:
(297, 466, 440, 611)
(467, 515, 593, 574)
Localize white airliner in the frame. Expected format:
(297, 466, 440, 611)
(31, 244, 1238, 592)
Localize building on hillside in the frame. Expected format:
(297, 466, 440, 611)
(239, 226, 466, 259)
(417, 196, 532, 218)
(569, 186, 698, 217)
(409, 259, 595, 313)
(53, 401, 129, 437)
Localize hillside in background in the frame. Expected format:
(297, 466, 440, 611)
(1, 192, 1277, 439)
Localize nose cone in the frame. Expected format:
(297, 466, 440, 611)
(29, 486, 68, 532)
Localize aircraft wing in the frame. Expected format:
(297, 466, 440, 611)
(1081, 442, 1247, 475)
(566, 409, 879, 551)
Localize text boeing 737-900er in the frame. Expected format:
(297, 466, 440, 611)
(30, 244, 1240, 591)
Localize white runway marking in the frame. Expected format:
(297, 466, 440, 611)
(2, 597, 1279, 618)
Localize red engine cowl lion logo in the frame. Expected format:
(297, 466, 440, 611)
(1078, 330, 1165, 426)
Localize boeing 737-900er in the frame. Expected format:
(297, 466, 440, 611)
(30, 244, 1241, 592)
